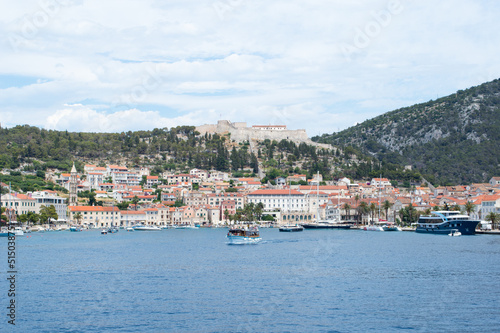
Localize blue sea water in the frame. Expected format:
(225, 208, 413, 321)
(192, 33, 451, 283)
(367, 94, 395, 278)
(1, 228, 500, 332)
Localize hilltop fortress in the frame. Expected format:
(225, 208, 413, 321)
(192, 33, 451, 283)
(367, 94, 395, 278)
(196, 120, 331, 149)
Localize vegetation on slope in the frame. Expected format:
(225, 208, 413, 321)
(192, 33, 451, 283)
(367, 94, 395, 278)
(314, 79, 500, 185)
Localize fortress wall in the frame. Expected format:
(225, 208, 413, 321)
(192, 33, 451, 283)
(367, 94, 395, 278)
(233, 122, 247, 129)
(229, 128, 309, 143)
(195, 120, 332, 149)
(215, 120, 234, 133)
(196, 124, 217, 134)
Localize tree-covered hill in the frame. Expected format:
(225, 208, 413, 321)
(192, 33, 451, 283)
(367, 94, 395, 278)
(0, 125, 340, 189)
(314, 79, 500, 185)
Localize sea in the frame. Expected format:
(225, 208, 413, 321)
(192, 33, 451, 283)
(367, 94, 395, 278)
(1, 228, 500, 332)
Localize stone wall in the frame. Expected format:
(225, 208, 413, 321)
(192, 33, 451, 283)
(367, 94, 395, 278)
(196, 120, 331, 149)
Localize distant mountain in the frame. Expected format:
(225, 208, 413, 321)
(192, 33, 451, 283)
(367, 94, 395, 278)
(314, 79, 500, 185)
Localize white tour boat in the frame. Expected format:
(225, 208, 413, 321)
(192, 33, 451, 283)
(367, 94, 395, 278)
(227, 226, 261, 245)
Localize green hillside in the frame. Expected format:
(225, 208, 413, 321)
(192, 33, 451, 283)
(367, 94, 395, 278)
(314, 79, 500, 185)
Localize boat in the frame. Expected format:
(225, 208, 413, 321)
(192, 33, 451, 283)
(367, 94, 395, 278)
(416, 211, 480, 235)
(227, 226, 261, 245)
(108, 226, 119, 233)
(448, 229, 462, 237)
(302, 221, 352, 229)
(0, 226, 25, 236)
(69, 226, 83, 232)
(362, 225, 384, 231)
(101, 229, 108, 234)
(176, 225, 199, 229)
(365, 221, 401, 231)
(126, 227, 135, 232)
(382, 223, 402, 231)
(279, 224, 304, 232)
(0, 227, 20, 237)
(132, 224, 161, 231)
(30, 226, 44, 232)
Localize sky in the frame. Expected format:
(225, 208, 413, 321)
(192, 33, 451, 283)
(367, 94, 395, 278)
(1, 0, 499, 137)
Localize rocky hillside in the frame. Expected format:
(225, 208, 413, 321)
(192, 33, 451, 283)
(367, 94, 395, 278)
(314, 78, 500, 185)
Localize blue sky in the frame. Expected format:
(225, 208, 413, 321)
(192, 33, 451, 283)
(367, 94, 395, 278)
(1, 0, 499, 136)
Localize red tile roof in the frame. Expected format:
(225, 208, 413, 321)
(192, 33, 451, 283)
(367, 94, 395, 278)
(248, 189, 304, 196)
(69, 206, 119, 212)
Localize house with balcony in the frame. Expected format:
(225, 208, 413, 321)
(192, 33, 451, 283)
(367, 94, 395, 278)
(120, 210, 146, 227)
(146, 175, 160, 187)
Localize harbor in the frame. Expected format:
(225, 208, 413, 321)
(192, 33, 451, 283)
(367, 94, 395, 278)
(1, 227, 499, 332)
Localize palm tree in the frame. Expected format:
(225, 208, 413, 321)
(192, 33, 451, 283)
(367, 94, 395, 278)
(74, 212, 83, 225)
(244, 203, 255, 222)
(423, 208, 431, 216)
(343, 203, 351, 221)
(382, 200, 393, 221)
(485, 212, 499, 230)
(224, 209, 229, 225)
(255, 202, 264, 221)
(353, 194, 360, 226)
(406, 204, 418, 224)
(398, 208, 406, 225)
(0, 207, 7, 224)
(131, 195, 140, 210)
(464, 201, 475, 216)
(357, 201, 369, 225)
(369, 202, 377, 223)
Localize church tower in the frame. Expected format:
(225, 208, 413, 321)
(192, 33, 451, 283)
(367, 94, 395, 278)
(69, 162, 78, 206)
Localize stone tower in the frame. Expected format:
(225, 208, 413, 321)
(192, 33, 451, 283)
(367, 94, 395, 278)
(69, 162, 78, 206)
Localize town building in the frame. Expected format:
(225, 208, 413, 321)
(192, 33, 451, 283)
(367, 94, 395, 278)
(31, 190, 68, 221)
(68, 206, 120, 227)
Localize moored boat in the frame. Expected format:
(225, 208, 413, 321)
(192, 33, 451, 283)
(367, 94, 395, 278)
(70, 226, 83, 232)
(0, 226, 25, 236)
(362, 225, 384, 231)
(0, 227, 17, 237)
(132, 224, 161, 231)
(227, 226, 261, 244)
(176, 225, 199, 229)
(382, 223, 402, 231)
(448, 229, 462, 237)
(302, 221, 351, 229)
(416, 211, 480, 235)
(279, 224, 304, 232)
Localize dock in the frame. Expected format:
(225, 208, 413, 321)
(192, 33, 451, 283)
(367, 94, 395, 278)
(476, 230, 500, 235)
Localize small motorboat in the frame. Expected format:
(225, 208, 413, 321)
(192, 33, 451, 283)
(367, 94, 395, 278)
(176, 225, 199, 229)
(448, 229, 462, 237)
(279, 225, 304, 232)
(363, 225, 384, 231)
(1, 226, 25, 236)
(132, 225, 161, 231)
(101, 229, 108, 235)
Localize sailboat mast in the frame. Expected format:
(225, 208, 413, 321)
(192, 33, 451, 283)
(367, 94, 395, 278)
(316, 171, 320, 221)
(378, 176, 381, 220)
(338, 187, 341, 222)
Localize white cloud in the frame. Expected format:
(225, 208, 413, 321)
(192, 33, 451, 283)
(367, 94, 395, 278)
(45, 105, 173, 132)
(0, 0, 499, 135)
